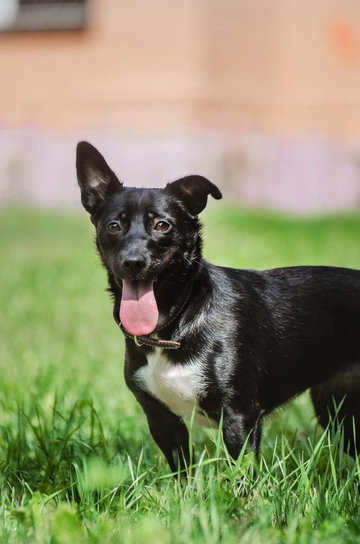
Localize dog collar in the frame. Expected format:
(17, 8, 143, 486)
(119, 323, 181, 349)
(118, 277, 194, 350)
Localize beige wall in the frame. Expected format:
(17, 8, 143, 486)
(198, 0, 360, 137)
(1, 0, 360, 137)
(0, 0, 202, 132)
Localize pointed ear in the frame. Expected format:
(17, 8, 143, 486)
(76, 141, 123, 215)
(166, 175, 222, 215)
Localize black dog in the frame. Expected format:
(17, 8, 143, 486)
(76, 141, 360, 472)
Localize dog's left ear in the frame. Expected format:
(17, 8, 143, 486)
(76, 141, 123, 215)
(166, 175, 222, 215)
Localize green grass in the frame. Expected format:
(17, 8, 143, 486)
(0, 204, 360, 543)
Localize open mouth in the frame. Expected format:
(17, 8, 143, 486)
(120, 279, 159, 336)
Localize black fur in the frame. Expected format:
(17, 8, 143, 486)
(77, 141, 360, 472)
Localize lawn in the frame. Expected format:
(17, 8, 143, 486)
(0, 204, 360, 543)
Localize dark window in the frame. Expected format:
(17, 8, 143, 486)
(0, 0, 87, 32)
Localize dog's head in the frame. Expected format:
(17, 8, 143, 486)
(76, 141, 222, 336)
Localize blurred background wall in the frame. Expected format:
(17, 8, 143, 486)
(1, 0, 360, 213)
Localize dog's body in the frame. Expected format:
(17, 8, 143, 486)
(77, 141, 360, 472)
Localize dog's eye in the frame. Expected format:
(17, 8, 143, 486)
(154, 221, 171, 233)
(107, 222, 120, 232)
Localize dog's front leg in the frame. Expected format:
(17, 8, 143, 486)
(146, 407, 191, 475)
(131, 388, 191, 474)
(222, 405, 264, 460)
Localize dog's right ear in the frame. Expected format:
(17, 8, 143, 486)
(76, 141, 123, 215)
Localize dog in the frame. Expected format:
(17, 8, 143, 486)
(76, 141, 360, 473)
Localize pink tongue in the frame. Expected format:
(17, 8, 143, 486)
(120, 279, 159, 336)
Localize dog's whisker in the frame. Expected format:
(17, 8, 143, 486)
(82, 261, 103, 285)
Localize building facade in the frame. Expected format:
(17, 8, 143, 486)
(1, 0, 360, 212)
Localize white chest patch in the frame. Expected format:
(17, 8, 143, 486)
(135, 349, 217, 428)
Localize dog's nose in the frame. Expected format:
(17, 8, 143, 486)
(122, 255, 146, 276)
